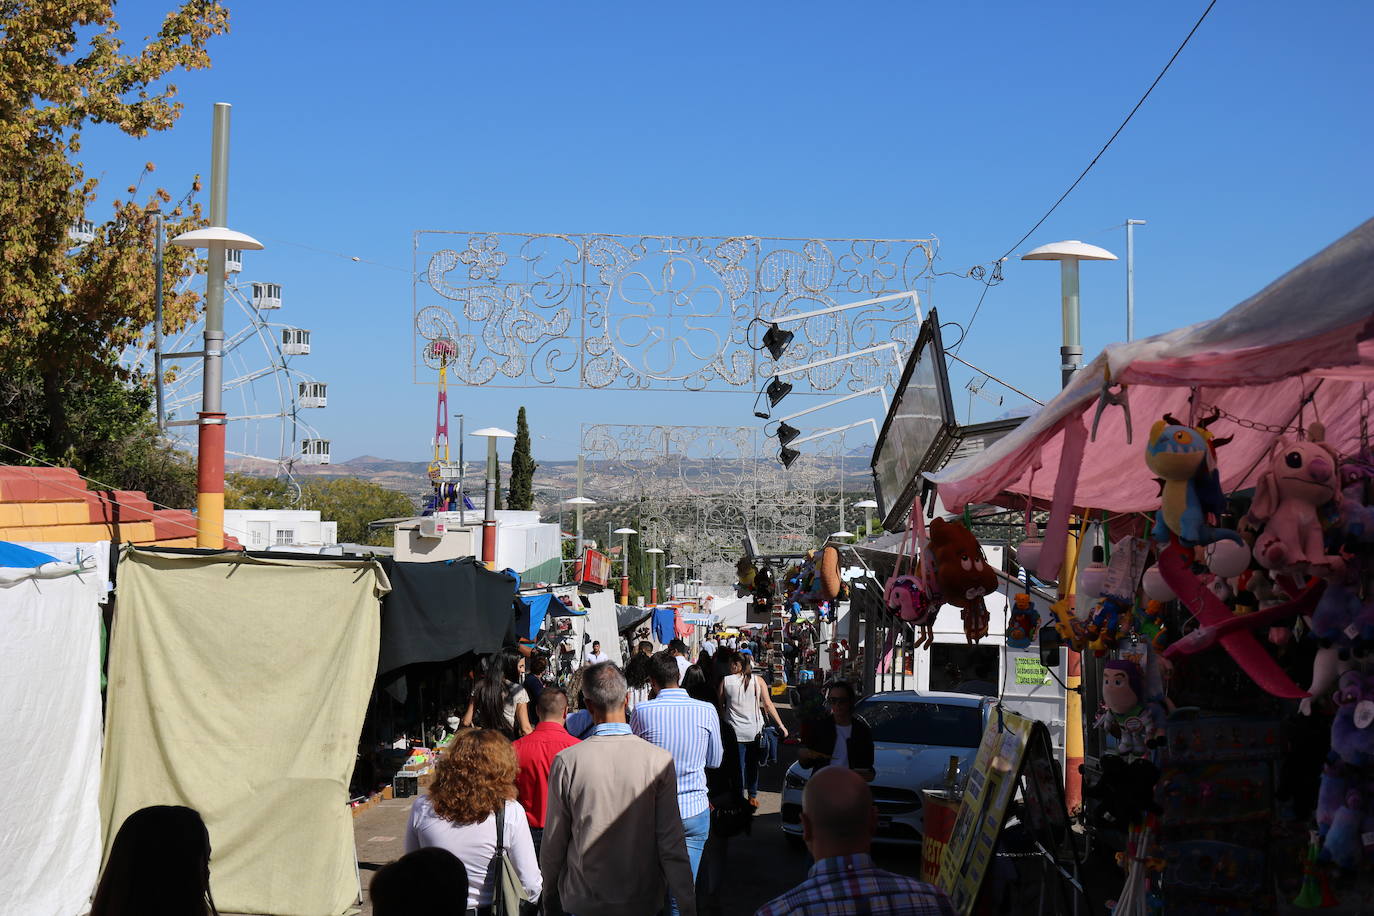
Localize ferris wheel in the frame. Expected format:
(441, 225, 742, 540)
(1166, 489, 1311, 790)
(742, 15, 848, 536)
(121, 248, 331, 480)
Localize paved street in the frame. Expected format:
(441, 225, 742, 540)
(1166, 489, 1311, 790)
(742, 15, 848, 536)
(350, 699, 924, 915)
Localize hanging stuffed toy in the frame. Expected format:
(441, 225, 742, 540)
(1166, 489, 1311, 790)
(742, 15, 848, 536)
(1248, 422, 1345, 576)
(1006, 593, 1040, 649)
(1082, 659, 1164, 830)
(885, 506, 939, 649)
(1144, 412, 1243, 548)
(818, 545, 842, 600)
(736, 557, 757, 592)
(927, 518, 997, 643)
(1317, 670, 1374, 870)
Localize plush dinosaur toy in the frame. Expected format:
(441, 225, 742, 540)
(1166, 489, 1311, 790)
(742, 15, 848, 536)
(1144, 412, 1243, 547)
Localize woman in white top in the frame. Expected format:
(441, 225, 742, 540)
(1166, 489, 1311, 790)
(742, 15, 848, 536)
(463, 647, 533, 739)
(404, 729, 541, 911)
(720, 649, 787, 804)
(624, 652, 654, 715)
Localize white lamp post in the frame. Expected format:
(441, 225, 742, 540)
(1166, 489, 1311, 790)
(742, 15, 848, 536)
(1021, 240, 1118, 388)
(614, 527, 637, 603)
(471, 427, 515, 569)
(645, 547, 664, 603)
(854, 499, 879, 537)
(564, 496, 596, 573)
(666, 563, 682, 600)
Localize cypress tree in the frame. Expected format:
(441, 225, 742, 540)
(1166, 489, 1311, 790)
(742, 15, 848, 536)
(509, 406, 536, 510)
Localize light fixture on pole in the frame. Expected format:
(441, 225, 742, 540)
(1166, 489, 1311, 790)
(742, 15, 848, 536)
(169, 103, 263, 549)
(564, 495, 596, 578)
(1021, 240, 1118, 388)
(753, 377, 794, 419)
(472, 427, 515, 569)
(645, 547, 664, 603)
(775, 422, 800, 447)
(614, 527, 637, 604)
(779, 446, 800, 469)
(761, 323, 795, 361)
(665, 562, 682, 599)
(854, 499, 878, 537)
(1125, 219, 1146, 341)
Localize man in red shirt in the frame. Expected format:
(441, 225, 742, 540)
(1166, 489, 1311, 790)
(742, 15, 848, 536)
(512, 687, 580, 854)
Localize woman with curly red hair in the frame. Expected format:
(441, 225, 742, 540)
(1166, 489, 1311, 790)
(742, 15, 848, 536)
(403, 728, 541, 912)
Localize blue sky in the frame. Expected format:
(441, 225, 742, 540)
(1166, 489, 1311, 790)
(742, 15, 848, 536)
(81, 0, 1374, 465)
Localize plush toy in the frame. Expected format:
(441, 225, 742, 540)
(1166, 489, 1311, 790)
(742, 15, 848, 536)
(927, 518, 997, 643)
(1005, 593, 1040, 649)
(1144, 413, 1243, 547)
(736, 557, 757, 591)
(1340, 453, 1374, 545)
(818, 545, 842, 600)
(1249, 423, 1345, 576)
(1085, 596, 1133, 656)
(1318, 671, 1374, 869)
(1096, 659, 1165, 760)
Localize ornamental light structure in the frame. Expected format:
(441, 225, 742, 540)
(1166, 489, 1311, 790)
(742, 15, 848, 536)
(645, 546, 664, 603)
(170, 102, 263, 549)
(614, 527, 637, 604)
(472, 426, 515, 569)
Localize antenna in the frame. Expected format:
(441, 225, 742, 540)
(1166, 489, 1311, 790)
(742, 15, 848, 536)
(965, 375, 1004, 423)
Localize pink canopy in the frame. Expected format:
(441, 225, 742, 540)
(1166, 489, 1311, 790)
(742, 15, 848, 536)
(928, 217, 1374, 517)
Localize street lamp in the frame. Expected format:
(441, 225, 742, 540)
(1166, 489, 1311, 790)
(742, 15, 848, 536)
(666, 563, 682, 600)
(645, 547, 664, 603)
(854, 499, 879, 538)
(564, 495, 596, 567)
(1021, 240, 1118, 388)
(169, 103, 263, 549)
(471, 427, 515, 569)
(614, 527, 637, 604)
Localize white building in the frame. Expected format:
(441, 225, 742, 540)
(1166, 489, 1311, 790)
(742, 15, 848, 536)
(223, 509, 338, 551)
(391, 510, 560, 583)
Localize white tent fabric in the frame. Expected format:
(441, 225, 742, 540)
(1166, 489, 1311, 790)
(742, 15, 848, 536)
(582, 590, 624, 666)
(0, 565, 104, 916)
(701, 591, 751, 628)
(928, 217, 1374, 515)
(15, 541, 111, 602)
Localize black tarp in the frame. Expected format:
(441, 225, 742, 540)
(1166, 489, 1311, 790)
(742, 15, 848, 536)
(378, 558, 519, 700)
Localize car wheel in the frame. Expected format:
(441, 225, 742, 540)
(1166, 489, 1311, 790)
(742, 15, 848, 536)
(785, 833, 806, 852)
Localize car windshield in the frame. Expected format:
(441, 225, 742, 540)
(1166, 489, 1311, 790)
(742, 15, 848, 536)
(856, 700, 984, 748)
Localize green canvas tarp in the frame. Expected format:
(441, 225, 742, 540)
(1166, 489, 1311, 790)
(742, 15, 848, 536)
(101, 548, 390, 916)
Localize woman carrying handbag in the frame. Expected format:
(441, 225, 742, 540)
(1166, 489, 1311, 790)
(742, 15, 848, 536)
(720, 649, 787, 807)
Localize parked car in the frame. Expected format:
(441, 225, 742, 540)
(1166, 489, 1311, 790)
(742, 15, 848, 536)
(780, 691, 993, 847)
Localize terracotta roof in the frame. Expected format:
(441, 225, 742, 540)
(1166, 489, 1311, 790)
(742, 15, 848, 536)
(0, 465, 241, 549)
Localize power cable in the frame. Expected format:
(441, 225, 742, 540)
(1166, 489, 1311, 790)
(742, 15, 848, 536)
(957, 0, 1220, 351)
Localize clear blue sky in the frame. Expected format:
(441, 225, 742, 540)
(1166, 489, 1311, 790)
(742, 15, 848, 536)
(82, 0, 1374, 465)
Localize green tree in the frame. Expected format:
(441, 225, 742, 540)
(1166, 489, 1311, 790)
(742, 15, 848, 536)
(0, 1, 229, 494)
(494, 462, 504, 511)
(300, 477, 416, 546)
(508, 406, 536, 510)
(224, 472, 291, 509)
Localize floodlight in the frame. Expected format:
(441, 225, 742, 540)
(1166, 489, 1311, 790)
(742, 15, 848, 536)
(766, 377, 792, 408)
(776, 422, 800, 447)
(762, 323, 794, 361)
(779, 446, 800, 469)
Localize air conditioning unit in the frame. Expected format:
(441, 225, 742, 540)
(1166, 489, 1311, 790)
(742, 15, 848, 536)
(417, 517, 446, 539)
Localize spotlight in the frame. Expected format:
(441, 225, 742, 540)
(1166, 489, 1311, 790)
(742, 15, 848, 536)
(779, 446, 800, 468)
(762, 323, 794, 361)
(766, 377, 792, 408)
(776, 422, 799, 446)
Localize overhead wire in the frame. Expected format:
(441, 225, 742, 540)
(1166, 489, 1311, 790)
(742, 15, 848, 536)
(954, 0, 1220, 353)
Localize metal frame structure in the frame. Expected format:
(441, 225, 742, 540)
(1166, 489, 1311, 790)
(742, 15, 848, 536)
(413, 231, 935, 392)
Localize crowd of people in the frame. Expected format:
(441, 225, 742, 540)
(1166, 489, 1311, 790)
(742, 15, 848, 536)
(89, 639, 954, 916)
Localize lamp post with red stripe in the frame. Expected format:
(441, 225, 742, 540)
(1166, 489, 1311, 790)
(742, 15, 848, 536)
(471, 426, 515, 569)
(614, 527, 636, 604)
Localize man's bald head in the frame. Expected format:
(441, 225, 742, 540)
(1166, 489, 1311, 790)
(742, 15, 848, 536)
(802, 766, 876, 852)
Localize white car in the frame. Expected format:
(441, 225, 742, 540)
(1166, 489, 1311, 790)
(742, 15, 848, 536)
(781, 691, 993, 847)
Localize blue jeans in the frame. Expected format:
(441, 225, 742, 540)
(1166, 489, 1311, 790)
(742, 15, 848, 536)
(737, 741, 760, 797)
(666, 809, 711, 916)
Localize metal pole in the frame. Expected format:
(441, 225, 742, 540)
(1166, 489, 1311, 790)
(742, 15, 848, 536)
(196, 102, 231, 549)
(482, 437, 497, 569)
(1059, 258, 1082, 389)
(153, 209, 165, 429)
(456, 413, 465, 520)
(575, 454, 585, 558)
(1125, 219, 1146, 341)
(620, 530, 631, 604)
(651, 556, 658, 604)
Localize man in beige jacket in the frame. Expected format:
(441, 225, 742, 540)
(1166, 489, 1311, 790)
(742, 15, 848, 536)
(540, 661, 696, 916)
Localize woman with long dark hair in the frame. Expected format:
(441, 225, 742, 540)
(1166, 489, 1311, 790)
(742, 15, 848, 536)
(462, 646, 533, 739)
(404, 729, 541, 911)
(91, 805, 218, 916)
(624, 651, 654, 714)
(720, 649, 786, 806)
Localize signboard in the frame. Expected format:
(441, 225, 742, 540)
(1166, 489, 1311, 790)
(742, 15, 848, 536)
(937, 710, 1036, 914)
(870, 309, 957, 530)
(1015, 656, 1052, 686)
(579, 549, 611, 587)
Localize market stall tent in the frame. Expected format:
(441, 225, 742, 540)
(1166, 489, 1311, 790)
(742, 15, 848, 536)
(928, 217, 1374, 543)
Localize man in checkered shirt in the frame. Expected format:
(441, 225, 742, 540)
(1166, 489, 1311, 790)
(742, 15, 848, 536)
(754, 766, 954, 916)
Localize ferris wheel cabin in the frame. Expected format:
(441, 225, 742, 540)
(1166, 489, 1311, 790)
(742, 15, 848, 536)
(225, 248, 243, 273)
(251, 282, 282, 310)
(298, 381, 327, 408)
(300, 439, 331, 465)
(281, 328, 311, 355)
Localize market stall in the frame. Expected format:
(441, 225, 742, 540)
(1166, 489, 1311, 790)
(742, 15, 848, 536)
(925, 217, 1374, 912)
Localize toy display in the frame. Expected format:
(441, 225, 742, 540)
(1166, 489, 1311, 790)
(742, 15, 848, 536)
(927, 517, 996, 642)
(1315, 670, 1374, 871)
(1248, 423, 1345, 576)
(1005, 593, 1040, 649)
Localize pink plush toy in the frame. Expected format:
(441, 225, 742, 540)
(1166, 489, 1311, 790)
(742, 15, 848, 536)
(1249, 423, 1344, 576)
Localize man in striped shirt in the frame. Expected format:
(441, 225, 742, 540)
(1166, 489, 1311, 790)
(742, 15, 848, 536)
(630, 651, 723, 913)
(754, 767, 954, 916)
